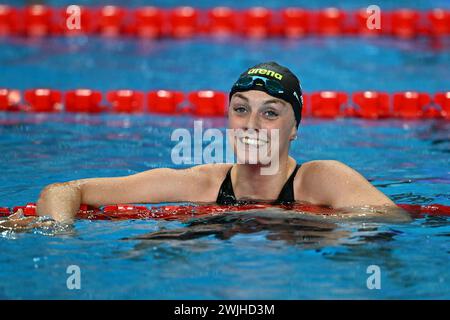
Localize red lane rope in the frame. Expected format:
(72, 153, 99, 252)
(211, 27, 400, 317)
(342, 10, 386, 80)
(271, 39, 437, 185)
(1, 203, 449, 220)
(0, 89, 449, 119)
(0, 5, 449, 39)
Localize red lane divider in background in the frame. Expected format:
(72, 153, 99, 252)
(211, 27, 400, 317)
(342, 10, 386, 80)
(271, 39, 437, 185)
(0, 5, 20, 35)
(1, 202, 450, 220)
(65, 89, 104, 113)
(206, 7, 236, 36)
(24, 88, 62, 112)
(316, 7, 348, 36)
(97, 5, 127, 37)
(242, 7, 275, 38)
(349, 91, 390, 118)
(132, 6, 164, 38)
(23, 4, 53, 37)
(147, 90, 185, 114)
(59, 6, 95, 36)
(168, 6, 199, 38)
(0, 5, 449, 38)
(355, 9, 383, 36)
(435, 92, 450, 119)
(393, 91, 434, 118)
(310, 91, 348, 118)
(188, 90, 226, 116)
(106, 90, 144, 113)
(428, 9, 450, 36)
(1, 88, 450, 119)
(281, 8, 310, 37)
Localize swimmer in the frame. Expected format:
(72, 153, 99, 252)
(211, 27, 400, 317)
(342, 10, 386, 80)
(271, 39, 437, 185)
(4, 61, 410, 227)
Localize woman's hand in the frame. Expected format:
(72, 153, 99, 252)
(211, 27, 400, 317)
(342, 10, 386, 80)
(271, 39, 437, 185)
(0, 209, 57, 231)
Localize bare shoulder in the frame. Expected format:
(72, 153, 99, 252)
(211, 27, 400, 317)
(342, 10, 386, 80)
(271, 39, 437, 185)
(185, 163, 232, 178)
(182, 163, 233, 198)
(295, 160, 396, 208)
(299, 160, 354, 178)
(295, 160, 363, 204)
(187, 163, 232, 172)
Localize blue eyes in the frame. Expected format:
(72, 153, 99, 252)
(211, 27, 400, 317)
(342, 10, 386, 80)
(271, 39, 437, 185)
(234, 106, 247, 113)
(264, 110, 278, 118)
(233, 106, 279, 119)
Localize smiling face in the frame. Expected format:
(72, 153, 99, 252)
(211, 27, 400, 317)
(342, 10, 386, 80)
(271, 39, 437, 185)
(228, 90, 298, 166)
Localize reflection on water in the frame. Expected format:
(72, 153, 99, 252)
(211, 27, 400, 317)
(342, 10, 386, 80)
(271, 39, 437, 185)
(118, 207, 449, 298)
(128, 213, 346, 248)
(1, 205, 449, 299)
(124, 206, 413, 251)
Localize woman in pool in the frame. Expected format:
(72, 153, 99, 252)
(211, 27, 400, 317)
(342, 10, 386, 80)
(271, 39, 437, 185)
(12, 62, 408, 225)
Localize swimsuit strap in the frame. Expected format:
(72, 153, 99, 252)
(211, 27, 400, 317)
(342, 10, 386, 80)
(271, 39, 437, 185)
(275, 164, 301, 204)
(216, 167, 236, 205)
(216, 164, 301, 205)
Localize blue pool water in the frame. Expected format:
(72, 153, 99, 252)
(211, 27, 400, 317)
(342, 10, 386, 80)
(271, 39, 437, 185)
(1, 0, 450, 299)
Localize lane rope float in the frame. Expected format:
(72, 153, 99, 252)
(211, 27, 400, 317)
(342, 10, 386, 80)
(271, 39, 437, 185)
(1, 202, 449, 221)
(0, 5, 449, 39)
(1, 89, 449, 119)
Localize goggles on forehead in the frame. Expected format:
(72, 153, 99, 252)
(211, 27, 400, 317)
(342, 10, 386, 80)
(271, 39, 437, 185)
(232, 75, 302, 105)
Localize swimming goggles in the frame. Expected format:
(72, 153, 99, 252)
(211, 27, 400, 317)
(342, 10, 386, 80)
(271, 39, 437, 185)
(232, 75, 301, 105)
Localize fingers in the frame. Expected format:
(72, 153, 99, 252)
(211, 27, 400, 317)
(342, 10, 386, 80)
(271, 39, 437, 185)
(0, 209, 59, 232)
(9, 209, 24, 219)
(0, 217, 36, 230)
(0, 209, 39, 230)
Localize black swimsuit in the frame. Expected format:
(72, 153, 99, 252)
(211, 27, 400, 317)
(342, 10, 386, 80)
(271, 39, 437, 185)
(216, 164, 301, 205)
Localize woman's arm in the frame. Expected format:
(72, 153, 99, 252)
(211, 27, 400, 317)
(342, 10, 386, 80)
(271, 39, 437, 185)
(36, 181, 83, 224)
(36, 165, 220, 223)
(298, 160, 396, 208)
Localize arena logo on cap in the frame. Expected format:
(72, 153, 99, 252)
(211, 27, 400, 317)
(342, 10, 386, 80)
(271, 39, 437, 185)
(248, 68, 283, 80)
